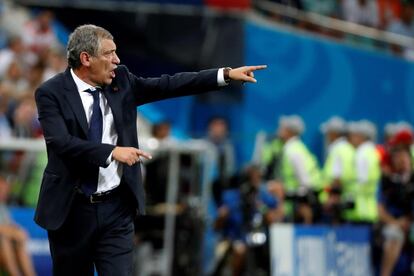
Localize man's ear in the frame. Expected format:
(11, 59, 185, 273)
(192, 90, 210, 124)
(80, 52, 91, 67)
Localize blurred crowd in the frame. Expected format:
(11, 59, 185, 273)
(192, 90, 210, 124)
(200, 115, 414, 276)
(0, 5, 66, 203)
(0, 6, 65, 275)
(267, 0, 413, 31)
(262, 0, 414, 59)
(0, 8, 66, 141)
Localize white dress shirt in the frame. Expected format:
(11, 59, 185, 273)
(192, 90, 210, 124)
(70, 68, 227, 193)
(70, 69, 122, 193)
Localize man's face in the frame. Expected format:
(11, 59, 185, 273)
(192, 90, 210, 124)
(392, 150, 412, 173)
(277, 126, 291, 141)
(349, 133, 364, 147)
(88, 39, 120, 86)
(327, 131, 338, 144)
(208, 119, 228, 141)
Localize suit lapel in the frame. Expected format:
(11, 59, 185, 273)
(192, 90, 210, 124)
(62, 68, 89, 137)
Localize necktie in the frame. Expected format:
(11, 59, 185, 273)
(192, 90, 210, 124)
(86, 87, 103, 143)
(82, 87, 103, 196)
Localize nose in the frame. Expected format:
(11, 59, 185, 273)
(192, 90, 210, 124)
(113, 52, 120, 64)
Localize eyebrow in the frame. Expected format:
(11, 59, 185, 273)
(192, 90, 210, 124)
(103, 49, 116, 54)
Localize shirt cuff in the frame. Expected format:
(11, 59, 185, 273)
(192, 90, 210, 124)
(217, 68, 228, 87)
(106, 151, 113, 165)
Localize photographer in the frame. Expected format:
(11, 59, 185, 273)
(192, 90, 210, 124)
(214, 165, 283, 276)
(378, 146, 414, 276)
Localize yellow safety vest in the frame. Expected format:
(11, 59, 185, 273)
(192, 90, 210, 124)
(345, 143, 380, 223)
(281, 139, 321, 191)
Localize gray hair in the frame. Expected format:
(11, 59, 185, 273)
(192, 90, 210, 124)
(66, 24, 113, 69)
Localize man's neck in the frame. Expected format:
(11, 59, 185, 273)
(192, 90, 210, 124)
(72, 67, 97, 87)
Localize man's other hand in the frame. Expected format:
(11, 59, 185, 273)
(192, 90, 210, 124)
(229, 65, 267, 83)
(112, 147, 152, 166)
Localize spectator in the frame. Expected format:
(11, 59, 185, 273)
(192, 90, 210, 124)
(151, 121, 174, 143)
(0, 36, 26, 79)
(378, 147, 414, 276)
(277, 115, 321, 224)
(41, 47, 67, 82)
(0, 95, 11, 140)
(11, 97, 40, 138)
(378, 121, 414, 175)
(26, 61, 45, 94)
(348, 120, 381, 223)
(0, 176, 36, 276)
(22, 10, 59, 57)
(269, 0, 303, 10)
(143, 121, 175, 204)
(214, 165, 283, 276)
(387, 1, 414, 58)
(206, 117, 236, 206)
(302, 0, 341, 17)
(378, 0, 402, 29)
(378, 122, 399, 175)
(342, 0, 379, 27)
(1, 61, 29, 100)
(387, 0, 414, 36)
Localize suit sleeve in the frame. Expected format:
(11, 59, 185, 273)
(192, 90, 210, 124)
(35, 87, 115, 168)
(126, 67, 221, 106)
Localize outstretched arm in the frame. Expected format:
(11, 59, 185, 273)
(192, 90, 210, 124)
(128, 65, 267, 106)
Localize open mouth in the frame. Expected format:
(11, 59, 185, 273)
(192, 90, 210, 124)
(110, 70, 116, 78)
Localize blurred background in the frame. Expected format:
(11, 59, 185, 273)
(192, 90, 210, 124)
(1, 0, 414, 275)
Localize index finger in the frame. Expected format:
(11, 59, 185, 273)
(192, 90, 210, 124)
(135, 149, 153, 160)
(247, 65, 267, 71)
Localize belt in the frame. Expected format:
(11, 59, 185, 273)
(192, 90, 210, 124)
(75, 185, 121, 203)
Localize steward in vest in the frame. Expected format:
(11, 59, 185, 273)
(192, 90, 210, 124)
(277, 115, 321, 224)
(348, 120, 381, 223)
(319, 117, 355, 224)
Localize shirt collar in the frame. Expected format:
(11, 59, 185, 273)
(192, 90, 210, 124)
(70, 68, 96, 92)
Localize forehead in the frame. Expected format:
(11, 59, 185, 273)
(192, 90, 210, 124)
(99, 38, 116, 52)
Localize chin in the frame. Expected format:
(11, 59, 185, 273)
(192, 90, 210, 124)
(104, 79, 113, 86)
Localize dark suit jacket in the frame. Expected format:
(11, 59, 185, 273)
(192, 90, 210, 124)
(35, 65, 219, 230)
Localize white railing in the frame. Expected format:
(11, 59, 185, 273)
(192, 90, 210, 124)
(0, 138, 46, 152)
(254, 0, 414, 49)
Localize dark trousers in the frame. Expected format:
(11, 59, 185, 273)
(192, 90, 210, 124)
(47, 187, 135, 276)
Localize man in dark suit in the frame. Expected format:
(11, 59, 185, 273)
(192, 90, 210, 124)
(34, 24, 266, 275)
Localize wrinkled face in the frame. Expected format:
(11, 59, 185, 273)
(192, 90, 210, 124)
(88, 39, 120, 86)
